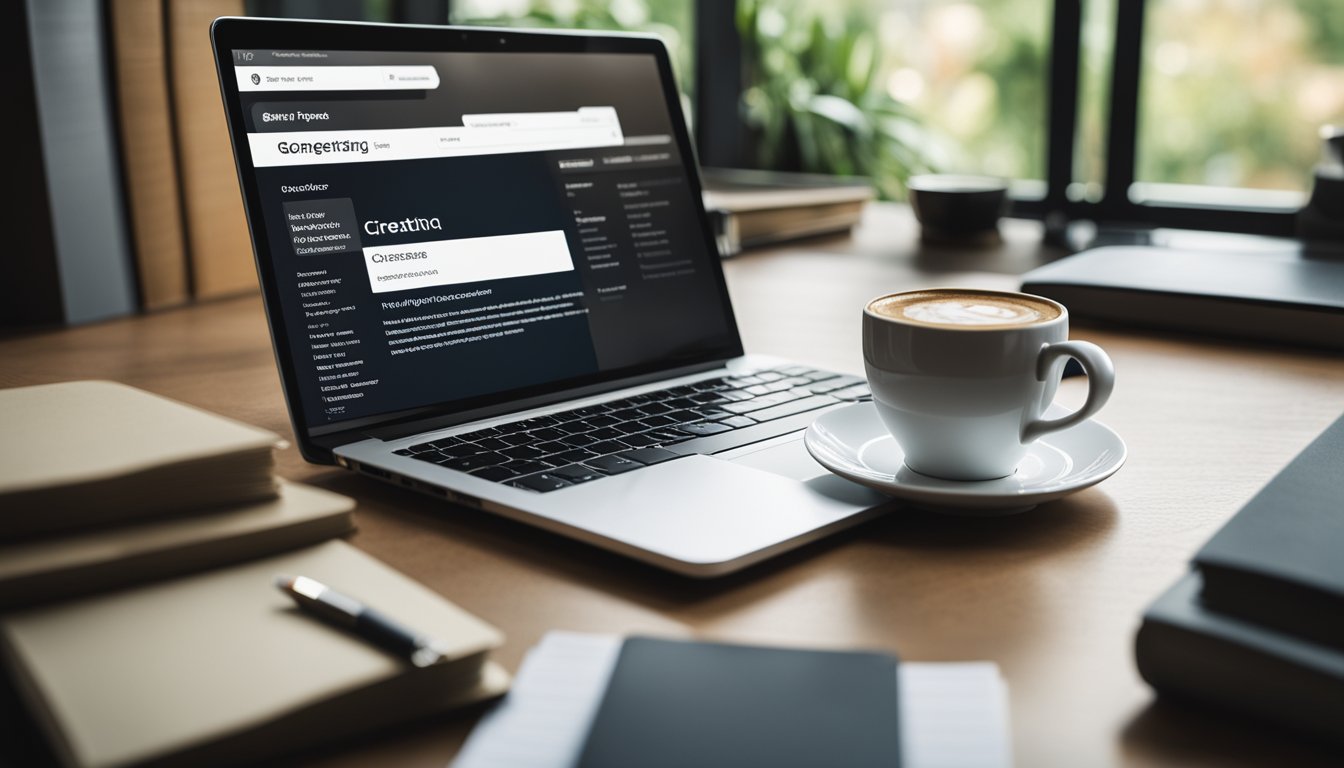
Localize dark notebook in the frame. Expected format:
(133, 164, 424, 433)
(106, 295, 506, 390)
(1135, 573, 1344, 745)
(1194, 411, 1344, 649)
(576, 637, 901, 768)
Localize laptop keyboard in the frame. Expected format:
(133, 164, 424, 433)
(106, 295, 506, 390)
(392, 365, 870, 493)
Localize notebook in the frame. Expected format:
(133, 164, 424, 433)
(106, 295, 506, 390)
(1194, 411, 1344, 649)
(579, 636, 901, 768)
(453, 632, 1011, 768)
(1, 540, 507, 768)
(0, 480, 354, 610)
(0, 381, 280, 540)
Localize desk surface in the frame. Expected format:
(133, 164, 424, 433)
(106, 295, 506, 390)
(3, 204, 1342, 767)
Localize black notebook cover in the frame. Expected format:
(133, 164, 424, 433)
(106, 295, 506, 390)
(1194, 411, 1344, 649)
(1135, 573, 1344, 746)
(576, 636, 901, 768)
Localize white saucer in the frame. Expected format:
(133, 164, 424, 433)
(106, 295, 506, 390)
(804, 402, 1126, 515)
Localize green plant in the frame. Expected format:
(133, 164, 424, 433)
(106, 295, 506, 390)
(737, 0, 934, 199)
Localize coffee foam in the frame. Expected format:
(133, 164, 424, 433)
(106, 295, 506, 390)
(871, 291, 1059, 328)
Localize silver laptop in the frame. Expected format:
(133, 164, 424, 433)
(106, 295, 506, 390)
(211, 18, 891, 576)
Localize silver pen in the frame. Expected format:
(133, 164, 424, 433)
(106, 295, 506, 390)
(275, 574, 450, 668)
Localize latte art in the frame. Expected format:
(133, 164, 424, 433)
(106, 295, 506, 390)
(869, 290, 1060, 329)
(902, 299, 1042, 326)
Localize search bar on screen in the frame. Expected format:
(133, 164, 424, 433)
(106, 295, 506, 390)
(235, 66, 440, 92)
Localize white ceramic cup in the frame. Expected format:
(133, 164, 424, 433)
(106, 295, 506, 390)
(863, 288, 1115, 481)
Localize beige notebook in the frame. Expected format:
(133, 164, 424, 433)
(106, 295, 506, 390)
(0, 481, 354, 609)
(1, 540, 508, 768)
(0, 381, 280, 540)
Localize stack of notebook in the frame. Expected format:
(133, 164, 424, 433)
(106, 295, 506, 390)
(1135, 411, 1344, 744)
(0, 381, 508, 767)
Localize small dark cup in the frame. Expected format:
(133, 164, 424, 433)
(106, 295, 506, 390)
(907, 174, 1009, 242)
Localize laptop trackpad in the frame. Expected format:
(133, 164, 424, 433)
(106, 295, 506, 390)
(729, 437, 888, 506)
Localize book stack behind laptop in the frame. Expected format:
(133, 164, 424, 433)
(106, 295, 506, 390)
(1135, 411, 1344, 744)
(701, 168, 874, 256)
(0, 381, 507, 767)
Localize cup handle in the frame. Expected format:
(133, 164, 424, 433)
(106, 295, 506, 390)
(1020, 340, 1115, 444)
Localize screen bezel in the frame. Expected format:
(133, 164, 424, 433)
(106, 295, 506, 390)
(210, 18, 744, 463)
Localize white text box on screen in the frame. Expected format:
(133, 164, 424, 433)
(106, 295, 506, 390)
(362, 230, 574, 294)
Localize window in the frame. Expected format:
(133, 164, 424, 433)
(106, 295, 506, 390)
(1135, 0, 1344, 206)
(739, 0, 1051, 197)
(450, 0, 696, 100)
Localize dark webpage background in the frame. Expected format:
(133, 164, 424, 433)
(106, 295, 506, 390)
(238, 51, 734, 429)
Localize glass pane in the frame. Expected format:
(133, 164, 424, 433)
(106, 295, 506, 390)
(450, 0, 695, 101)
(742, 0, 1051, 198)
(1073, 0, 1116, 202)
(1137, 0, 1344, 196)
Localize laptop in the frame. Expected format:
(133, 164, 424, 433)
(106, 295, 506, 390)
(210, 18, 892, 576)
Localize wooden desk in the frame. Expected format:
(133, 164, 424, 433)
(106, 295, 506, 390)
(3, 204, 1342, 767)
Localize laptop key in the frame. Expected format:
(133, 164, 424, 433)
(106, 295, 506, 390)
(585, 415, 619, 428)
(618, 433, 661, 448)
(746, 394, 839, 422)
(501, 460, 550, 475)
(664, 409, 701, 423)
(442, 452, 508, 472)
(499, 432, 533, 446)
(561, 433, 600, 447)
(612, 422, 650, 435)
(533, 440, 570, 455)
(695, 408, 734, 421)
(554, 447, 600, 463)
(511, 473, 572, 492)
(808, 375, 864, 394)
(588, 427, 625, 441)
(620, 447, 679, 465)
(587, 440, 626, 455)
(502, 445, 546, 461)
(638, 402, 672, 414)
(529, 427, 567, 441)
(440, 443, 485, 458)
(469, 466, 520, 482)
(584, 455, 643, 474)
(393, 448, 415, 456)
(830, 384, 872, 401)
(721, 391, 803, 414)
(555, 420, 594, 435)
(639, 414, 677, 427)
(548, 464, 604, 484)
(721, 415, 757, 429)
(474, 437, 510, 451)
(675, 421, 732, 436)
(646, 428, 693, 444)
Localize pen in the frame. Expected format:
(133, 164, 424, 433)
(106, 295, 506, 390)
(275, 574, 450, 668)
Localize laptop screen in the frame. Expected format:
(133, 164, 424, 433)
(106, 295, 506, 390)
(224, 43, 737, 434)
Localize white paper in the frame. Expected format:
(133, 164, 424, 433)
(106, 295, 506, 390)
(453, 632, 1011, 768)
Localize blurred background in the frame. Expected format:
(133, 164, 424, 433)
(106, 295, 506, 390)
(8, 0, 1343, 326)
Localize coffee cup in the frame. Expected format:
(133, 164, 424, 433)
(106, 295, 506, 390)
(863, 288, 1114, 481)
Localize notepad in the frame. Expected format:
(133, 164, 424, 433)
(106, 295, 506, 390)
(1, 540, 508, 768)
(0, 381, 280, 540)
(452, 632, 1011, 768)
